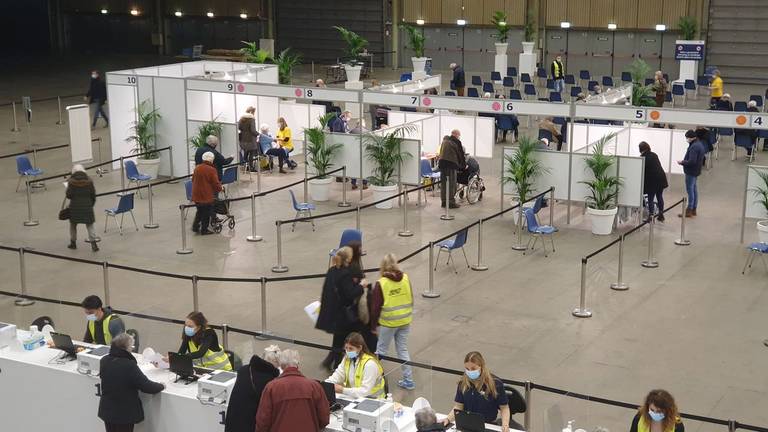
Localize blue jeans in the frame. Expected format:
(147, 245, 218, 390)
(91, 100, 109, 126)
(554, 79, 565, 94)
(375, 324, 413, 381)
(685, 175, 698, 209)
(647, 189, 664, 217)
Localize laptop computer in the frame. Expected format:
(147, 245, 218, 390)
(317, 380, 352, 411)
(50, 332, 87, 356)
(168, 352, 200, 383)
(455, 410, 496, 432)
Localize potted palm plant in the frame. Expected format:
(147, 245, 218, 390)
(503, 136, 550, 210)
(188, 117, 223, 174)
(333, 26, 368, 82)
(628, 59, 655, 107)
(400, 23, 427, 77)
(750, 169, 768, 243)
(580, 133, 623, 235)
(522, 10, 536, 54)
(273, 48, 302, 85)
(127, 100, 162, 179)
(491, 11, 510, 55)
(363, 125, 415, 209)
(240, 41, 271, 63)
(678, 16, 698, 41)
(305, 113, 343, 201)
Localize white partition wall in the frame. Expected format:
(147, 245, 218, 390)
(502, 148, 571, 201)
(106, 81, 138, 170)
(745, 166, 768, 219)
(152, 77, 186, 176)
(325, 132, 421, 186)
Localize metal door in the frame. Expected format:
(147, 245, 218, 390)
(423, 27, 445, 70)
(545, 29, 568, 72)
(613, 32, 637, 77)
(463, 28, 485, 73)
(636, 32, 662, 74)
(588, 32, 614, 79)
(566, 31, 591, 79)
(660, 33, 677, 78)
(481, 28, 497, 73)
(442, 28, 465, 71)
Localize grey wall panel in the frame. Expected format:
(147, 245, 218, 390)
(588, 32, 614, 79)
(613, 32, 638, 76)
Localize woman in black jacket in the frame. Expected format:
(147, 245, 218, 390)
(174, 311, 232, 371)
(98, 333, 164, 432)
(639, 141, 669, 222)
(225, 345, 281, 432)
(66, 165, 98, 251)
(316, 246, 363, 371)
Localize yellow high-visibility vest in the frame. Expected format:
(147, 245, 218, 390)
(188, 338, 232, 371)
(378, 274, 413, 328)
(552, 60, 563, 79)
(88, 314, 117, 345)
(343, 352, 385, 399)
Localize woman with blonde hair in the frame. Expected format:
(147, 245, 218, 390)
(630, 389, 684, 432)
(316, 247, 363, 371)
(442, 351, 511, 431)
(370, 253, 415, 390)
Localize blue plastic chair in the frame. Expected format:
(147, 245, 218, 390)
(16, 155, 45, 192)
(538, 129, 553, 142)
(444, 91, 456, 96)
(665, 92, 673, 103)
(104, 193, 138, 235)
(552, 117, 566, 125)
(329, 229, 363, 265)
(471, 75, 482, 86)
(645, 78, 654, 86)
(546, 79, 555, 91)
(579, 70, 591, 87)
(524, 84, 537, 99)
(520, 73, 532, 84)
(183, 180, 193, 217)
(684, 79, 696, 95)
(671, 84, 686, 106)
(564, 74, 576, 86)
(602, 76, 614, 88)
(510, 89, 522, 100)
(399, 73, 412, 82)
(749, 95, 764, 109)
(697, 75, 710, 87)
(621, 72, 632, 83)
(735, 134, 756, 162)
(507, 67, 517, 77)
(420, 159, 441, 199)
(491, 71, 502, 82)
(587, 81, 599, 92)
(734, 101, 748, 112)
(482, 82, 495, 94)
(467, 88, 480, 98)
(663, 73, 670, 83)
(570, 86, 583, 99)
(719, 127, 734, 137)
(289, 190, 316, 232)
(503, 76, 515, 88)
(742, 242, 768, 274)
(124, 160, 151, 198)
(549, 91, 563, 103)
(536, 67, 547, 79)
(434, 228, 470, 273)
(523, 208, 556, 257)
(221, 166, 238, 197)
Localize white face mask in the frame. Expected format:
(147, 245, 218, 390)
(91, 74, 98, 79)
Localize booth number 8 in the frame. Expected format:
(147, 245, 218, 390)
(306, 89, 313, 98)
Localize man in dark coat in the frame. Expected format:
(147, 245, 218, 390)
(639, 141, 669, 222)
(677, 129, 707, 217)
(85, 70, 109, 128)
(194, 135, 234, 180)
(438, 130, 467, 209)
(66, 165, 99, 251)
(225, 346, 281, 432)
(449, 63, 466, 96)
(98, 333, 164, 432)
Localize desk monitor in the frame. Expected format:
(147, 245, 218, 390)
(50, 332, 77, 355)
(455, 410, 494, 432)
(317, 380, 338, 404)
(168, 352, 196, 380)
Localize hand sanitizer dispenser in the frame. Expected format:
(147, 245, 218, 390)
(0, 322, 17, 348)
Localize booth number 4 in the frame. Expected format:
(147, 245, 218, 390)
(753, 116, 765, 127)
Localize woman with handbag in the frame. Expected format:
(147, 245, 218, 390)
(316, 246, 363, 371)
(65, 164, 98, 251)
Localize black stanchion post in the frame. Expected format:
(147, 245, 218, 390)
(338, 166, 350, 207)
(11, 101, 20, 132)
(15, 248, 34, 306)
(471, 219, 488, 271)
(356, 206, 361, 231)
(610, 235, 629, 291)
(168, 147, 176, 182)
(511, 206, 527, 251)
(675, 197, 691, 246)
(256, 154, 262, 193)
(56, 96, 64, 125)
(119, 156, 126, 192)
(641, 215, 659, 268)
(260, 277, 268, 334)
(96, 138, 107, 176)
(144, 183, 159, 229)
(176, 205, 193, 255)
(247, 192, 263, 242)
(23, 183, 39, 227)
(102, 262, 111, 306)
(572, 258, 592, 317)
(422, 242, 440, 298)
(398, 191, 412, 237)
(192, 275, 199, 312)
(523, 381, 532, 432)
(440, 196, 454, 221)
(271, 221, 288, 273)
(549, 187, 555, 227)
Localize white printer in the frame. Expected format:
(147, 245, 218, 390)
(76, 346, 111, 375)
(342, 398, 396, 432)
(197, 370, 237, 403)
(0, 322, 17, 348)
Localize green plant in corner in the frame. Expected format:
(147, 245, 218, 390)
(524, 9, 536, 43)
(503, 136, 550, 203)
(580, 133, 623, 210)
(305, 113, 343, 178)
(400, 23, 426, 58)
(189, 117, 223, 150)
(749, 170, 768, 216)
(333, 26, 368, 66)
(363, 125, 415, 186)
(127, 100, 161, 160)
(273, 48, 302, 85)
(678, 16, 698, 40)
(627, 58, 656, 107)
(491, 11, 510, 43)
(240, 41, 271, 63)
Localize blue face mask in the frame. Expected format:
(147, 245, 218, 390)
(465, 368, 481, 380)
(346, 350, 359, 360)
(86, 314, 97, 322)
(184, 326, 196, 337)
(649, 410, 665, 422)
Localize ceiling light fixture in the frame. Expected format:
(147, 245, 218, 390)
(207, 11, 214, 18)
(560, 22, 571, 29)
(416, 19, 425, 25)
(655, 24, 666, 31)
(174, 11, 182, 17)
(240, 13, 248, 19)
(456, 19, 467, 26)
(608, 23, 617, 30)
(130, 9, 139, 16)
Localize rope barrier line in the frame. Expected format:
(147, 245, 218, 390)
(0, 93, 82, 107)
(0, 143, 70, 160)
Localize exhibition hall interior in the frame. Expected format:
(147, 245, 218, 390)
(1, 0, 767, 431)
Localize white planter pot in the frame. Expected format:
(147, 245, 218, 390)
(344, 64, 362, 83)
(758, 220, 768, 243)
(137, 158, 160, 179)
(522, 41, 535, 54)
(495, 42, 509, 56)
(587, 206, 618, 235)
(371, 184, 398, 209)
(411, 57, 427, 74)
(308, 177, 334, 202)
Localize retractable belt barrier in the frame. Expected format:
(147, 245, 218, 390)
(0, 143, 70, 160)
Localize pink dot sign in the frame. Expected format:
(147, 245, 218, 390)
(295, 88, 303, 97)
(237, 84, 245, 93)
(492, 101, 501, 111)
(422, 97, 432, 106)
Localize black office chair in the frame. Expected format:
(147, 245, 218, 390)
(31, 316, 55, 331)
(504, 384, 527, 431)
(125, 329, 140, 352)
(226, 349, 243, 370)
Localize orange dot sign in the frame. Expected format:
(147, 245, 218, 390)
(736, 115, 747, 126)
(649, 111, 660, 121)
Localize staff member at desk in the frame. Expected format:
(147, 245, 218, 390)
(442, 351, 511, 432)
(82, 294, 125, 345)
(630, 389, 684, 432)
(98, 333, 164, 432)
(173, 311, 232, 371)
(326, 332, 386, 399)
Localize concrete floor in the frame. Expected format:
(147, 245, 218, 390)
(1, 54, 767, 431)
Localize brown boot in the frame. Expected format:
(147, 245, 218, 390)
(691, 208, 697, 216)
(678, 208, 693, 218)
